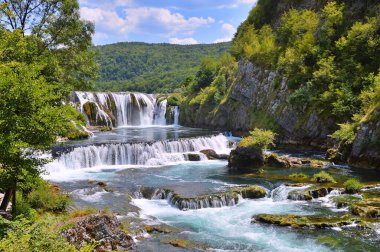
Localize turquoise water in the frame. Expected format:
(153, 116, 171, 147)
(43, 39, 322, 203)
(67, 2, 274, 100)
(45, 127, 380, 251)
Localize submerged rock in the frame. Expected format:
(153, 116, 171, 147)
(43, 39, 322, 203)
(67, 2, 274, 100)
(200, 149, 228, 160)
(252, 214, 359, 229)
(228, 146, 264, 170)
(64, 214, 134, 251)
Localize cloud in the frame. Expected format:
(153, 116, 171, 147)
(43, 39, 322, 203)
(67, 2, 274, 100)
(80, 5, 214, 43)
(124, 7, 214, 36)
(213, 23, 236, 43)
(169, 37, 198, 45)
(218, 0, 258, 9)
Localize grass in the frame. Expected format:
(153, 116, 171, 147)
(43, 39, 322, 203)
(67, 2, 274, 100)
(343, 178, 363, 194)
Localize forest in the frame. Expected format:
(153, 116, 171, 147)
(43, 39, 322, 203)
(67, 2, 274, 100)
(94, 42, 230, 93)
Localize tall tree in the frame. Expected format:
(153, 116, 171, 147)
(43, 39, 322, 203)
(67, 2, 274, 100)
(0, 0, 97, 215)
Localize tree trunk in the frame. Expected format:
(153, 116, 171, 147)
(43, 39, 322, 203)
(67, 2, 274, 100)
(0, 189, 12, 211)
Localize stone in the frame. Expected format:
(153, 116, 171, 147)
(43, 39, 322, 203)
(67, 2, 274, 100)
(252, 214, 359, 229)
(265, 154, 290, 168)
(200, 149, 228, 160)
(64, 214, 134, 251)
(228, 146, 264, 170)
(185, 153, 201, 161)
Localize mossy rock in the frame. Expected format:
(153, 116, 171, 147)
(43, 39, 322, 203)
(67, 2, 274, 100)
(350, 200, 380, 219)
(331, 195, 362, 208)
(252, 214, 359, 229)
(230, 185, 267, 199)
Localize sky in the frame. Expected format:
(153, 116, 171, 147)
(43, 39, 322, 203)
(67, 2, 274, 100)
(79, 0, 258, 45)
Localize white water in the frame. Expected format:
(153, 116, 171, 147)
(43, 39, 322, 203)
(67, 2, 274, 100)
(73, 91, 168, 127)
(45, 134, 230, 172)
(173, 106, 179, 126)
(132, 197, 330, 251)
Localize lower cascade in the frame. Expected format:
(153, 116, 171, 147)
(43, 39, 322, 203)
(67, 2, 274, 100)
(46, 134, 230, 172)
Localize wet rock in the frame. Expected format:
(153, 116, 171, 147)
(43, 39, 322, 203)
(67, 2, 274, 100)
(228, 146, 264, 170)
(185, 153, 201, 161)
(144, 224, 180, 234)
(200, 149, 229, 160)
(230, 185, 267, 199)
(252, 214, 359, 229)
(64, 214, 134, 251)
(287, 187, 331, 201)
(265, 154, 290, 168)
(351, 200, 380, 219)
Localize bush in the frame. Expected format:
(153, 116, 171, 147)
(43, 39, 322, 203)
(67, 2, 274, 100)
(344, 178, 362, 194)
(27, 181, 71, 213)
(239, 128, 276, 150)
(312, 171, 336, 183)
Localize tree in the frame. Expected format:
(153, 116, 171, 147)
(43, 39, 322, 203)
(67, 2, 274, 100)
(0, 0, 97, 215)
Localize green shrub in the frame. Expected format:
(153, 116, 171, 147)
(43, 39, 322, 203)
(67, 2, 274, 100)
(343, 178, 362, 194)
(239, 128, 276, 150)
(289, 173, 309, 180)
(27, 181, 71, 213)
(312, 171, 336, 183)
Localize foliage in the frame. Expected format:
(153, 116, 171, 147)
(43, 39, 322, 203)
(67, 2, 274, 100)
(95, 42, 230, 93)
(343, 178, 363, 194)
(312, 171, 336, 183)
(330, 123, 357, 145)
(27, 180, 71, 213)
(239, 128, 276, 150)
(0, 0, 97, 215)
(0, 214, 99, 252)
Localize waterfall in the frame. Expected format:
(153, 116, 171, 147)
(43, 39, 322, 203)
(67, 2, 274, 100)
(72, 91, 168, 127)
(270, 184, 311, 201)
(46, 134, 230, 172)
(173, 106, 179, 126)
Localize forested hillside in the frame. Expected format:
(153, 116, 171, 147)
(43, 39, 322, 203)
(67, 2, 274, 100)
(179, 0, 380, 168)
(95, 42, 230, 93)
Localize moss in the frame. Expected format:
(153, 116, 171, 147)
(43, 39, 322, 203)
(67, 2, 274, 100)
(312, 171, 336, 183)
(288, 172, 309, 180)
(331, 195, 362, 208)
(231, 185, 267, 199)
(344, 178, 363, 194)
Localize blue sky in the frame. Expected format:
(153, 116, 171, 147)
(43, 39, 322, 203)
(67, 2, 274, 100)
(79, 0, 257, 45)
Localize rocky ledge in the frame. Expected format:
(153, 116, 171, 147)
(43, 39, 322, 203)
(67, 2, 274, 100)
(252, 214, 361, 229)
(63, 214, 134, 251)
(228, 146, 328, 170)
(135, 185, 267, 210)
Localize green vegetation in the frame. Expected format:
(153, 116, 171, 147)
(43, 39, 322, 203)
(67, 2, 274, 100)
(239, 128, 276, 150)
(0, 0, 96, 218)
(95, 42, 230, 93)
(180, 0, 380, 151)
(289, 173, 309, 180)
(312, 171, 336, 183)
(344, 179, 363, 194)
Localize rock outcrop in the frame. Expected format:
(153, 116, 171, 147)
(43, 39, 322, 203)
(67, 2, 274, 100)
(64, 214, 134, 251)
(228, 145, 264, 169)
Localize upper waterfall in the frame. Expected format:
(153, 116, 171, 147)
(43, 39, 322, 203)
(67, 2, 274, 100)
(70, 91, 170, 127)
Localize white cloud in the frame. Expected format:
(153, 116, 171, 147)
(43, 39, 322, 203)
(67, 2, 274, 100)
(218, 0, 258, 9)
(213, 23, 236, 43)
(169, 37, 198, 45)
(124, 7, 214, 36)
(80, 6, 215, 43)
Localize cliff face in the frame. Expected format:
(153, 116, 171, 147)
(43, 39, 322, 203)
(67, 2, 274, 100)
(349, 110, 380, 169)
(182, 60, 335, 148)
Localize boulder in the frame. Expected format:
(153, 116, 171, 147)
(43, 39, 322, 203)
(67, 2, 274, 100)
(64, 214, 134, 251)
(325, 148, 344, 164)
(230, 185, 267, 199)
(200, 149, 228, 160)
(228, 146, 264, 170)
(265, 154, 290, 168)
(185, 153, 201, 161)
(287, 187, 331, 201)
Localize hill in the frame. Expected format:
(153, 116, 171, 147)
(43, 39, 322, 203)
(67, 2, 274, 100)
(94, 42, 231, 93)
